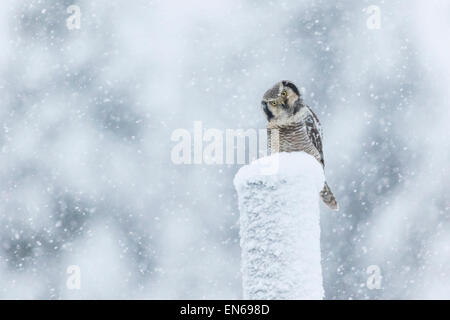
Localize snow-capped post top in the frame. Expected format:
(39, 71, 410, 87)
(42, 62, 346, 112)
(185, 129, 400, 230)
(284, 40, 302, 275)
(233, 152, 325, 192)
(234, 152, 325, 300)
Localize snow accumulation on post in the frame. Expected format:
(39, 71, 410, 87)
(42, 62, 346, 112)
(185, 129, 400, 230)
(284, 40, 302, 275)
(234, 152, 325, 300)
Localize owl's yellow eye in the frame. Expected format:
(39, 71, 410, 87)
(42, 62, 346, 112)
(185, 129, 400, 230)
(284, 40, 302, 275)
(281, 90, 287, 97)
(270, 101, 277, 106)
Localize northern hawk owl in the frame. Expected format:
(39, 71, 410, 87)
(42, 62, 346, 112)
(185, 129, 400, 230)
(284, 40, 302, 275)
(262, 80, 339, 210)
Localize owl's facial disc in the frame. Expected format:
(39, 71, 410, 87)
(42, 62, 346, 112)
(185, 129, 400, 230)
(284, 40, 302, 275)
(262, 97, 290, 121)
(262, 80, 303, 122)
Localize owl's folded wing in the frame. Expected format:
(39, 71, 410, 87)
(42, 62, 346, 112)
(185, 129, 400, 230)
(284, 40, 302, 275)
(304, 107, 324, 167)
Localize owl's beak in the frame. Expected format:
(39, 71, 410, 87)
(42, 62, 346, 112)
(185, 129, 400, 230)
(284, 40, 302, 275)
(280, 100, 289, 110)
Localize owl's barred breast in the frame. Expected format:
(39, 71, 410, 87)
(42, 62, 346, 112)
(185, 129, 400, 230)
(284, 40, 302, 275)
(267, 122, 323, 167)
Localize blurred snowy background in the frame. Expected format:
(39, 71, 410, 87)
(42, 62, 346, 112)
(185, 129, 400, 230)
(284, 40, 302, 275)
(0, 0, 449, 299)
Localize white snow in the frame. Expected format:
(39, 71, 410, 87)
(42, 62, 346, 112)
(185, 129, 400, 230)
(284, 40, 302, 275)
(234, 152, 325, 299)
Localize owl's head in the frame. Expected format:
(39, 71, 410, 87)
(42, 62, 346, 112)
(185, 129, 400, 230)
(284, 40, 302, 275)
(261, 80, 303, 122)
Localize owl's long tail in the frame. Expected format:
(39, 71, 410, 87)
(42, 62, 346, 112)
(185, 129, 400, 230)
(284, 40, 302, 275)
(320, 182, 339, 211)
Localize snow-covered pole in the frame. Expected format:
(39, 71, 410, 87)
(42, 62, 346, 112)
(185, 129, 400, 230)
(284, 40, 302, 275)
(233, 152, 325, 299)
